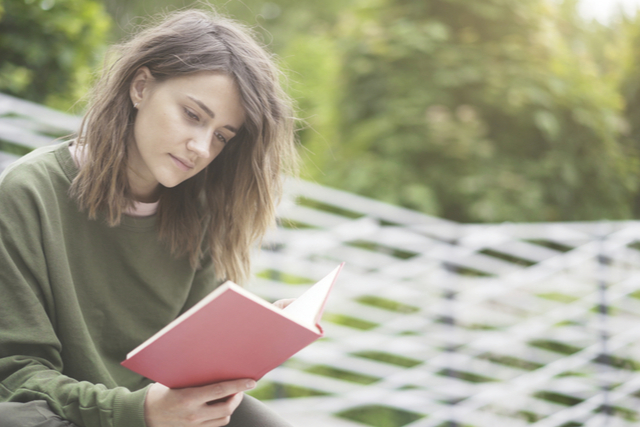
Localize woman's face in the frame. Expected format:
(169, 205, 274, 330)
(128, 68, 245, 202)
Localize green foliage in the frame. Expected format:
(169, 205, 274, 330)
(255, 268, 314, 284)
(529, 339, 582, 355)
(618, 13, 640, 217)
(477, 352, 544, 371)
(0, 0, 111, 112)
(337, 404, 426, 427)
(305, 364, 381, 384)
(247, 381, 330, 400)
(355, 295, 420, 313)
(436, 368, 497, 383)
(323, 312, 379, 330)
(534, 390, 583, 406)
(351, 350, 423, 367)
(12, 0, 640, 223)
(315, 0, 639, 222)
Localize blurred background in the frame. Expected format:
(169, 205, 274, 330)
(5, 1, 640, 426)
(5, 0, 640, 225)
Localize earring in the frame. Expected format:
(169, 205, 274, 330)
(134, 102, 139, 109)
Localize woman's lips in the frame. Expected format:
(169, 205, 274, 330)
(170, 154, 194, 171)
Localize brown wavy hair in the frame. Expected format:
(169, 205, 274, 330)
(70, 9, 298, 284)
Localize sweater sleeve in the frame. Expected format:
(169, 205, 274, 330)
(0, 167, 148, 427)
(179, 248, 219, 315)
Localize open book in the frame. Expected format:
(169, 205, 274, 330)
(121, 263, 344, 389)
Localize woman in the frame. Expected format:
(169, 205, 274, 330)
(0, 8, 297, 427)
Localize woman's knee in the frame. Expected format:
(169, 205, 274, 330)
(228, 394, 293, 427)
(0, 401, 78, 427)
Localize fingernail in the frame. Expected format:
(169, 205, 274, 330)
(246, 380, 256, 389)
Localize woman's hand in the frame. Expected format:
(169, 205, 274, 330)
(144, 379, 256, 427)
(273, 298, 296, 310)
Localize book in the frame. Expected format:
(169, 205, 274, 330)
(121, 263, 344, 389)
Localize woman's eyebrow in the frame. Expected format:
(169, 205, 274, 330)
(224, 125, 239, 134)
(186, 95, 239, 134)
(187, 95, 214, 118)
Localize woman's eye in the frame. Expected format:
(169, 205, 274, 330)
(184, 108, 199, 121)
(215, 133, 228, 145)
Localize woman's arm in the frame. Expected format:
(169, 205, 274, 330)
(0, 157, 148, 427)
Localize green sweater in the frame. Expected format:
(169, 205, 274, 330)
(0, 142, 216, 427)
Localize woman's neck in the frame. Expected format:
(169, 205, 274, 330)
(68, 140, 160, 217)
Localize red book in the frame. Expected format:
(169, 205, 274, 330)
(121, 263, 344, 389)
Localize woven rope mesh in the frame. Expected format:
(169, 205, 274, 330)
(3, 93, 640, 427)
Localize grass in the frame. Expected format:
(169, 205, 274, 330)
(628, 241, 640, 251)
(351, 350, 423, 368)
(593, 353, 640, 371)
(534, 391, 583, 406)
(277, 218, 315, 229)
(247, 381, 330, 400)
(517, 410, 542, 423)
(529, 339, 582, 355)
(356, 295, 420, 313)
(526, 239, 574, 253)
(346, 240, 419, 260)
(466, 323, 501, 330)
(255, 269, 314, 285)
(477, 352, 543, 371)
(595, 404, 638, 422)
(304, 364, 380, 385)
(436, 368, 497, 383)
(479, 248, 536, 267)
(556, 371, 588, 377)
(537, 292, 579, 303)
(443, 262, 495, 277)
(0, 140, 32, 156)
(337, 405, 426, 427)
(296, 196, 363, 219)
(322, 312, 379, 330)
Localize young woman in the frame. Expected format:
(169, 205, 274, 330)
(0, 9, 297, 427)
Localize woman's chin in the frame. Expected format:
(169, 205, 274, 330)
(158, 174, 191, 189)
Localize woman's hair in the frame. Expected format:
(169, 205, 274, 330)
(70, 8, 298, 284)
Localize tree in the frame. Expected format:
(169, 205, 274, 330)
(618, 11, 640, 217)
(305, 0, 639, 222)
(0, 0, 112, 112)
(6, 0, 639, 223)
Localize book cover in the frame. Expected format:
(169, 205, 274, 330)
(121, 263, 344, 389)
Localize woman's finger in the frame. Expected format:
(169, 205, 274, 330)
(200, 379, 255, 402)
(273, 298, 296, 309)
(201, 392, 245, 422)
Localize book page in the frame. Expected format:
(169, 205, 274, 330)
(282, 263, 344, 330)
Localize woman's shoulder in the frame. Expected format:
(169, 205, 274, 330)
(0, 141, 72, 191)
(0, 142, 79, 229)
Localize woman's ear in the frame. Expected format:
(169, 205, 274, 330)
(130, 66, 153, 108)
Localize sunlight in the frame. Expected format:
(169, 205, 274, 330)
(578, 0, 640, 23)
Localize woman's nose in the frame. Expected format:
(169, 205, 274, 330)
(187, 133, 211, 158)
